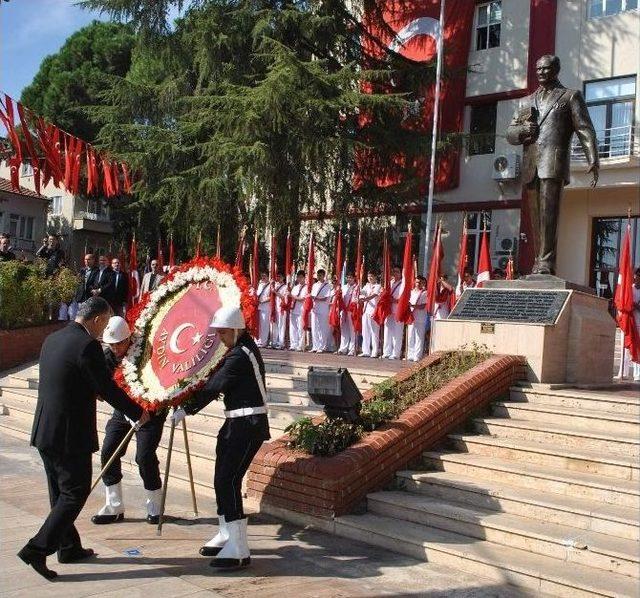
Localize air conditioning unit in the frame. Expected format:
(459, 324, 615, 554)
(492, 153, 520, 180)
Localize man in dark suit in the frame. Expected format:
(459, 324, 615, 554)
(91, 254, 114, 302)
(507, 54, 599, 275)
(109, 257, 129, 316)
(74, 254, 99, 304)
(17, 297, 149, 580)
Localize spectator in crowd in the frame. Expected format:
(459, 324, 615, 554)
(36, 235, 65, 276)
(109, 257, 129, 317)
(0, 233, 16, 262)
(73, 254, 99, 307)
(462, 269, 476, 291)
(288, 270, 307, 351)
(492, 268, 505, 280)
(91, 255, 114, 301)
(138, 259, 163, 298)
(359, 271, 381, 358)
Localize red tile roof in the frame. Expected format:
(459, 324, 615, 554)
(0, 177, 48, 200)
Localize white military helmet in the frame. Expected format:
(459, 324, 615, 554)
(210, 305, 245, 329)
(103, 316, 131, 344)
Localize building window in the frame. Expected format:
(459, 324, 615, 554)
(465, 211, 492, 272)
(583, 76, 636, 158)
(468, 103, 497, 155)
(589, 0, 638, 18)
(475, 1, 501, 51)
(591, 216, 640, 297)
(9, 214, 19, 239)
(50, 196, 63, 216)
(21, 163, 33, 177)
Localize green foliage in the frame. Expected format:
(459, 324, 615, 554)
(286, 347, 490, 456)
(0, 262, 78, 329)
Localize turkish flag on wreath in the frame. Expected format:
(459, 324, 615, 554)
(356, 0, 475, 192)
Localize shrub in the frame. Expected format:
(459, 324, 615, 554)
(285, 346, 489, 456)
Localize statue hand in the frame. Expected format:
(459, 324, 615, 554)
(523, 122, 539, 139)
(588, 164, 599, 187)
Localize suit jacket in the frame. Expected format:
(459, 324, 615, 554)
(506, 83, 599, 185)
(31, 322, 143, 455)
(36, 246, 65, 276)
(94, 267, 115, 303)
(110, 269, 129, 308)
(139, 271, 163, 297)
(74, 267, 99, 303)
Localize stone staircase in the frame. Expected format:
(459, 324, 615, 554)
(335, 383, 640, 597)
(0, 352, 398, 492)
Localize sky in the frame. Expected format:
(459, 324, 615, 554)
(0, 0, 106, 101)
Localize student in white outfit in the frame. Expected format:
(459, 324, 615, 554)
(407, 276, 428, 362)
(310, 269, 331, 352)
(360, 272, 381, 357)
(382, 266, 404, 360)
(271, 273, 288, 349)
(433, 274, 454, 320)
(255, 272, 271, 347)
(338, 273, 357, 355)
(288, 270, 307, 351)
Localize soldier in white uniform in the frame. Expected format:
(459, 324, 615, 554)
(382, 266, 404, 360)
(310, 269, 331, 352)
(288, 270, 307, 351)
(359, 272, 381, 357)
(338, 273, 357, 355)
(271, 273, 288, 349)
(255, 272, 271, 347)
(407, 276, 428, 362)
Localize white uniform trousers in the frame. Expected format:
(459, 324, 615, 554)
(289, 310, 304, 351)
(382, 314, 403, 359)
(361, 314, 380, 357)
(257, 304, 271, 347)
(338, 312, 355, 354)
(311, 307, 330, 352)
(407, 314, 428, 362)
(271, 310, 287, 348)
(433, 302, 450, 320)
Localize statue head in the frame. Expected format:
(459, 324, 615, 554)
(536, 55, 561, 87)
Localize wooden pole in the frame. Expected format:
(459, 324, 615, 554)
(157, 418, 176, 536)
(182, 419, 198, 516)
(90, 425, 136, 493)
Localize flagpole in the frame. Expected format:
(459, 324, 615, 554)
(423, 0, 446, 277)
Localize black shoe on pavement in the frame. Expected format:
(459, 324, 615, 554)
(17, 547, 58, 580)
(200, 545, 223, 557)
(91, 513, 124, 525)
(146, 515, 160, 524)
(58, 547, 95, 564)
(209, 557, 250, 570)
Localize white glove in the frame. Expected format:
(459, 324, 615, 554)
(170, 407, 187, 425)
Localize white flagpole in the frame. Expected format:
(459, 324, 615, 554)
(423, 0, 446, 276)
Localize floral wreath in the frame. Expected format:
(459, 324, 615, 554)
(114, 256, 257, 411)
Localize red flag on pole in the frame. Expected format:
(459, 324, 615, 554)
(425, 221, 444, 315)
(0, 96, 23, 190)
(269, 232, 278, 323)
(506, 254, 515, 280)
(251, 232, 259, 290)
(17, 102, 42, 195)
(157, 237, 165, 272)
(121, 163, 132, 193)
(476, 227, 492, 287)
(169, 234, 175, 268)
(329, 230, 344, 329)
(301, 233, 315, 330)
(128, 236, 140, 307)
(614, 221, 640, 363)
(373, 232, 392, 326)
(396, 227, 414, 323)
(350, 229, 364, 334)
(455, 216, 468, 298)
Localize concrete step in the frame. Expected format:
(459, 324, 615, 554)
(0, 374, 36, 390)
(473, 417, 639, 459)
(396, 470, 639, 542)
(447, 433, 639, 481)
(492, 401, 639, 436)
(421, 451, 640, 509)
(335, 512, 638, 597)
(509, 386, 640, 416)
(367, 491, 640, 578)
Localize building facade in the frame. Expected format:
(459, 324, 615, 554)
(424, 0, 639, 293)
(0, 164, 114, 268)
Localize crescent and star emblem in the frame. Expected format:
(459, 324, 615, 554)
(388, 16, 440, 60)
(169, 323, 203, 354)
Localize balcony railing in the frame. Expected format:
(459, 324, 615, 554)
(75, 210, 112, 223)
(571, 124, 638, 161)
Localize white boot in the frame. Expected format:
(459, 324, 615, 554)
(199, 515, 229, 556)
(210, 517, 250, 568)
(145, 488, 163, 523)
(92, 482, 124, 524)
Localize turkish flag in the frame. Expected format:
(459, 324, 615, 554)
(614, 223, 640, 363)
(476, 229, 492, 287)
(357, 0, 475, 193)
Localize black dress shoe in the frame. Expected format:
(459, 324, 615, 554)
(209, 556, 250, 569)
(91, 513, 124, 525)
(17, 547, 58, 580)
(199, 545, 223, 557)
(58, 547, 95, 564)
(146, 514, 160, 524)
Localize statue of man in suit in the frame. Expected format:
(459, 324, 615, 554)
(507, 54, 599, 275)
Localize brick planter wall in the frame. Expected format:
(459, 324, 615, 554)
(248, 353, 526, 518)
(0, 322, 65, 370)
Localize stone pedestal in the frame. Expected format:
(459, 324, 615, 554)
(431, 279, 615, 384)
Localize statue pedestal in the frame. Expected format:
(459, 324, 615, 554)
(431, 278, 615, 384)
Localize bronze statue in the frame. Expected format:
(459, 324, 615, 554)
(507, 55, 599, 275)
